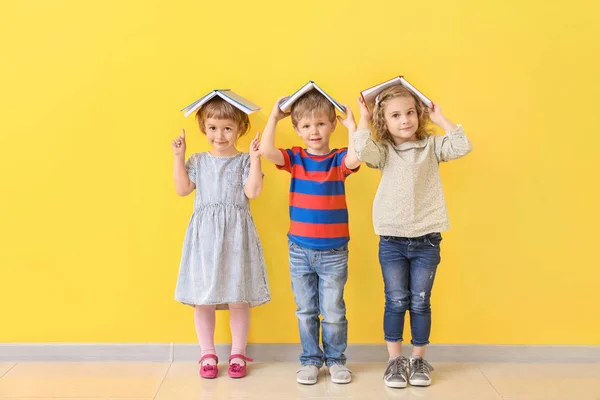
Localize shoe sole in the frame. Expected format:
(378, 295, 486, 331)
(409, 379, 431, 386)
(297, 378, 317, 385)
(385, 380, 407, 388)
(331, 377, 351, 384)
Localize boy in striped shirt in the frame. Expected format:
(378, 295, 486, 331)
(260, 90, 361, 385)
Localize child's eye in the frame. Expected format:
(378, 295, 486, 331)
(408, 111, 414, 115)
(392, 114, 399, 118)
(225, 127, 231, 132)
(208, 127, 215, 131)
(303, 125, 309, 129)
(319, 122, 325, 126)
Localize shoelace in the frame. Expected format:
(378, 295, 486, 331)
(386, 357, 407, 377)
(411, 358, 434, 375)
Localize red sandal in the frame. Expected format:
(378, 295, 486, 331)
(199, 354, 219, 379)
(228, 354, 253, 378)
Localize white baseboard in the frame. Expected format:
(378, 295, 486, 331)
(1, 343, 599, 363)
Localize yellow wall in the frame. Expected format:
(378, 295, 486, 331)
(1, 0, 599, 345)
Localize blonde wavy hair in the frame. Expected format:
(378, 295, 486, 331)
(371, 86, 431, 144)
(195, 97, 250, 136)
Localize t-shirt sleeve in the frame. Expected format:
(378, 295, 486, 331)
(275, 148, 294, 173)
(338, 148, 360, 177)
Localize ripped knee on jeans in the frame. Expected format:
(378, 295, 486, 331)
(386, 297, 410, 312)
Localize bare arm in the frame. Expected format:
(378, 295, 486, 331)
(244, 133, 263, 199)
(353, 96, 387, 169)
(338, 105, 361, 170)
(357, 96, 372, 132)
(172, 129, 196, 196)
(259, 96, 289, 166)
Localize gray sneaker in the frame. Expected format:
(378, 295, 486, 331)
(383, 356, 409, 388)
(409, 356, 434, 386)
(296, 365, 320, 385)
(329, 364, 352, 384)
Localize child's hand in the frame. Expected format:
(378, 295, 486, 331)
(429, 103, 458, 131)
(357, 96, 372, 120)
(429, 103, 446, 126)
(249, 132, 261, 160)
(172, 129, 186, 157)
(337, 105, 357, 131)
(269, 96, 291, 122)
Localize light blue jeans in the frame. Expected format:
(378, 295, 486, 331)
(288, 240, 349, 367)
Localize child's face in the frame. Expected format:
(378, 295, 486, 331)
(293, 112, 337, 154)
(384, 96, 419, 145)
(204, 118, 241, 153)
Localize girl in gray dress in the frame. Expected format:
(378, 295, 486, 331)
(172, 97, 270, 379)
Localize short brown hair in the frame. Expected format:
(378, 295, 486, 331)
(195, 98, 250, 136)
(291, 90, 336, 126)
(371, 86, 431, 143)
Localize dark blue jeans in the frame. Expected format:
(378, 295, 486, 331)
(379, 233, 442, 346)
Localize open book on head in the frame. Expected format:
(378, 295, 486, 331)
(278, 81, 346, 114)
(360, 76, 433, 110)
(181, 90, 261, 117)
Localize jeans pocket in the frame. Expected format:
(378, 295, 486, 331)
(425, 233, 443, 247)
(328, 245, 348, 253)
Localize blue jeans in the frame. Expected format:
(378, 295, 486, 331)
(288, 240, 348, 367)
(379, 233, 442, 346)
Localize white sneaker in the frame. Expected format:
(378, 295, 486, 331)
(329, 364, 352, 384)
(296, 365, 320, 385)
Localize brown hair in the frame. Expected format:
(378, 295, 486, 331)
(291, 90, 336, 126)
(371, 86, 430, 143)
(195, 98, 250, 136)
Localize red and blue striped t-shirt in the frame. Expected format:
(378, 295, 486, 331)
(277, 147, 359, 250)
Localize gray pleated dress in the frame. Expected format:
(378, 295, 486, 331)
(174, 152, 270, 310)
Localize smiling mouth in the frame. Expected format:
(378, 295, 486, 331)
(309, 138, 322, 141)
